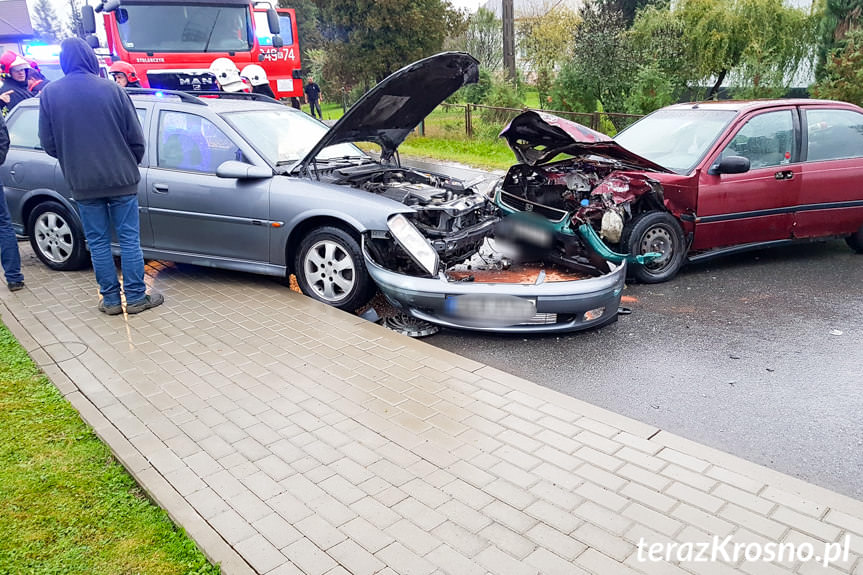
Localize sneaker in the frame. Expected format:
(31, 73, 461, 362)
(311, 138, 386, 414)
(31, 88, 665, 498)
(7, 281, 25, 292)
(125, 293, 164, 315)
(99, 300, 124, 315)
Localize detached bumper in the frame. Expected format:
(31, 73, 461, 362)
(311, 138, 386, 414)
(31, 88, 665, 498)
(363, 245, 626, 334)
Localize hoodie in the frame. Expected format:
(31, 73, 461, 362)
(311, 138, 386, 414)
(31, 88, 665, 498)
(38, 38, 145, 200)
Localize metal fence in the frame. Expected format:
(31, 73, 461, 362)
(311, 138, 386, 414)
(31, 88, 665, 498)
(419, 103, 643, 138)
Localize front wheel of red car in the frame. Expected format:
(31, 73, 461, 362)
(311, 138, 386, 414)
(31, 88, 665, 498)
(846, 227, 863, 253)
(621, 211, 686, 283)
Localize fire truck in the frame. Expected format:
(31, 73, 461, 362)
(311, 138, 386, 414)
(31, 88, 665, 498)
(81, 0, 303, 99)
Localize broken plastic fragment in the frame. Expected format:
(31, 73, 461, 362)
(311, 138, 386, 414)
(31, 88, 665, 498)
(577, 224, 661, 265)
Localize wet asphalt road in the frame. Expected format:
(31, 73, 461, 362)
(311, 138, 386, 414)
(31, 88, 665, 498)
(428, 240, 863, 499)
(405, 158, 863, 499)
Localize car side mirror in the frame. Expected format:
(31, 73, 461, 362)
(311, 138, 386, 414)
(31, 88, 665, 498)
(709, 155, 750, 176)
(216, 160, 273, 180)
(86, 34, 101, 49)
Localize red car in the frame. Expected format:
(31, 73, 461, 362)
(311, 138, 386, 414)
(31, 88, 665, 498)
(494, 99, 863, 282)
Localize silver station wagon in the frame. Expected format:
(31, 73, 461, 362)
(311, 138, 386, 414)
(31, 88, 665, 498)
(2, 52, 627, 333)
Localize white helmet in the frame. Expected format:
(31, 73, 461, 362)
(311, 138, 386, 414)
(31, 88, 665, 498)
(209, 57, 244, 92)
(241, 64, 268, 86)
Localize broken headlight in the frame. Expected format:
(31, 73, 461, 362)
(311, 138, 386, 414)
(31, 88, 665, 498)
(387, 214, 440, 276)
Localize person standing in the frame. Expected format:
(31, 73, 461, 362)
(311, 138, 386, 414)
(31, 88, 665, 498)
(304, 76, 322, 119)
(0, 111, 24, 291)
(1, 53, 34, 116)
(39, 38, 162, 315)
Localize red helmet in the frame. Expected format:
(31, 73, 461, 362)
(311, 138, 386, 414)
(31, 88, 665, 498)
(109, 61, 139, 83)
(1, 51, 18, 74)
(25, 58, 41, 73)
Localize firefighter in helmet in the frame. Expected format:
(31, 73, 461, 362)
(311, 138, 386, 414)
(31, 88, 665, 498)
(109, 61, 142, 88)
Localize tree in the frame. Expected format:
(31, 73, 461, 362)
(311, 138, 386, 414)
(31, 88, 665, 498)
(631, 0, 814, 99)
(551, 1, 635, 114)
(314, 0, 465, 87)
(518, 3, 580, 106)
(65, 0, 86, 39)
(815, 0, 863, 80)
(813, 27, 863, 105)
(600, 0, 664, 25)
(31, 0, 64, 43)
(447, 7, 502, 71)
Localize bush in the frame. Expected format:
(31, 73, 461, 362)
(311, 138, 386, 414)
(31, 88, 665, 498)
(812, 28, 863, 107)
(455, 68, 493, 104)
(479, 73, 525, 125)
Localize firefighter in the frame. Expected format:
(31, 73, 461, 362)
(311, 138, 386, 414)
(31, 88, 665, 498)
(240, 65, 275, 99)
(25, 59, 49, 94)
(109, 61, 142, 88)
(209, 58, 247, 93)
(1, 52, 34, 116)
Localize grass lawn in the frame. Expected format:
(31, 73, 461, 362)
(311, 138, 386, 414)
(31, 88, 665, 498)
(0, 320, 219, 575)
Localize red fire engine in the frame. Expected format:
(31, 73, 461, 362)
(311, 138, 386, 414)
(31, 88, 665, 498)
(82, 0, 303, 99)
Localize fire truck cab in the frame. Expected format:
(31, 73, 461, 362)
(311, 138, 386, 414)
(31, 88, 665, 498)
(82, 0, 302, 99)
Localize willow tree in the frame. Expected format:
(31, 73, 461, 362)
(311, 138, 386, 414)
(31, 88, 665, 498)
(632, 0, 815, 99)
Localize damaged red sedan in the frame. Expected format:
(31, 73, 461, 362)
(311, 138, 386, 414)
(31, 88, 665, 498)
(495, 100, 863, 282)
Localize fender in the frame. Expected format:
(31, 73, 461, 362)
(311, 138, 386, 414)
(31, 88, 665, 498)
(16, 188, 81, 235)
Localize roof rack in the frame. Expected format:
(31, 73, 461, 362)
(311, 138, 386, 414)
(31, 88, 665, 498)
(125, 88, 207, 105)
(125, 88, 282, 106)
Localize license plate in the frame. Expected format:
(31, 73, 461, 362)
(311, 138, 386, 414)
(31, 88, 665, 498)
(444, 294, 536, 327)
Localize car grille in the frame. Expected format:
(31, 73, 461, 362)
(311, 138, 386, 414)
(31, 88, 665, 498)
(498, 190, 568, 223)
(519, 313, 558, 325)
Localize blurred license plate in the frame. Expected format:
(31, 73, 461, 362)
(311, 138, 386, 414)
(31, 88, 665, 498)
(445, 294, 536, 326)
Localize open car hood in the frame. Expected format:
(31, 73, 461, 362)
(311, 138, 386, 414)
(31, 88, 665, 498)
(299, 52, 479, 168)
(500, 110, 671, 172)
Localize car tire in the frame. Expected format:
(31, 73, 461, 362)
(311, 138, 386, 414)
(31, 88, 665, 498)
(27, 201, 90, 271)
(621, 211, 686, 283)
(294, 226, 375, 311)
(846, 226, 863, 253)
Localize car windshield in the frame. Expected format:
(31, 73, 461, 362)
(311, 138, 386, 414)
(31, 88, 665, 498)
(615, 109, 737, 174)
(224, 108, 366, 166)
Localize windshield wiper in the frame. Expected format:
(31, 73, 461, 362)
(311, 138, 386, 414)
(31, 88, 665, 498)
(203, 8, 221, 52)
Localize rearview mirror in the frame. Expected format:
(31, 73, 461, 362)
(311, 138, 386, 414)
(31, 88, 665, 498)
(216, 161, 273, 180)
(266, 8, 280, 34)
(81, 5, 97, 33)
(709, 155, 750, 176)
(272, 34, 284, 48)
(86, 34, 101, 49)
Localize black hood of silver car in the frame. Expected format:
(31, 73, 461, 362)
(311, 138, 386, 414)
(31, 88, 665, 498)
(299, 52, 479, 167)
(500, 110, 671, 172)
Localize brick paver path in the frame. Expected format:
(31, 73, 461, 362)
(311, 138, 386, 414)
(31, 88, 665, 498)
(2, 245, 862, 575)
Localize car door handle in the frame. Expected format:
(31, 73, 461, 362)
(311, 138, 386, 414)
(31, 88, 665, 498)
(774, 170, 793, 180)
(152, 184, 169, 194)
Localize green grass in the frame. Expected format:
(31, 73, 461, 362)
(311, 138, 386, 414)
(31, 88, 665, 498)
(399, 135, 514, 171)
(0, 320, 220, 575)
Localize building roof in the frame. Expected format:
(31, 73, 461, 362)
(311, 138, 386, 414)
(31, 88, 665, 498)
(0, 0, 34, 41)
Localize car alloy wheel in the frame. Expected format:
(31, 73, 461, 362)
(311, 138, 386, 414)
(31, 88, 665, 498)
(27, 201, 89, 271)
(303, 238, 357, 303)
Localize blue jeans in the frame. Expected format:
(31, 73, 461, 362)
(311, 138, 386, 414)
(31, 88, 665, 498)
(76, 194, 146, 307)
(0, 184, 24, 285)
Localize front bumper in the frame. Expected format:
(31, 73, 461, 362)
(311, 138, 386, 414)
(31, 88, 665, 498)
(363, 244, 626, 334)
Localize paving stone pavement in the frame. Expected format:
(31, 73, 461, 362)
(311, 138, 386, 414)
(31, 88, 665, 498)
(2, 244, 863, 575)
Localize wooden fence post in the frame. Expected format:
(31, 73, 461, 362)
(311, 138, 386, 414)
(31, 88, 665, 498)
(591, 112, 600, 131)
(465, 104, 473, 138)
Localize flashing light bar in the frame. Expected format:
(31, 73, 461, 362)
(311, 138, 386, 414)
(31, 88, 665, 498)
(23, 44, 62, 60)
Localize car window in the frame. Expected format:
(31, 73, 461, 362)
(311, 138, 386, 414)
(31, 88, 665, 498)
(136, 108, 147, 126)
(6, 107, 41, 150)
(157, 111, 243, 173)
(806, 109, 863, 162)
(720, 110, 794, 169)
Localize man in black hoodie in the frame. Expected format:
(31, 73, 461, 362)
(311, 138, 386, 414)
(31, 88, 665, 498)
(39, 38, 163, 315)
